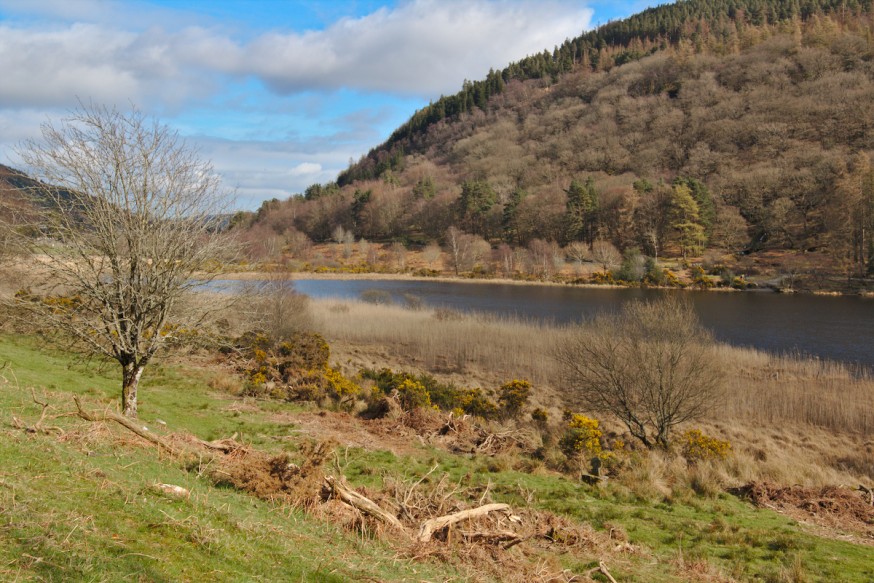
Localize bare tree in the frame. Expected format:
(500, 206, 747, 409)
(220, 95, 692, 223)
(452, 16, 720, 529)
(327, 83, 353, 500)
(554, 296, 723, 448)
(590, 239, 621, 273)
(564, 241, 590, 274)
(244, 273, 312, 341)
(390, 241, 407, 272)
(445, 226, 489, 275)
(13, 104, 236, 417)
(422, 241, 442, 269)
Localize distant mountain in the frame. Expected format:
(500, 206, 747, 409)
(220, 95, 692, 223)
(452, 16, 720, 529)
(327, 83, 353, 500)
(0, 164, 41, 224)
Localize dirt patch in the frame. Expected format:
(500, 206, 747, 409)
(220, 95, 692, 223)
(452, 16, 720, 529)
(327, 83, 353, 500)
(732, 481, 874, 543)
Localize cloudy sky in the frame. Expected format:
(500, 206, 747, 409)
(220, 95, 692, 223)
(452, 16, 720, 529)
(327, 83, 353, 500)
(0, 0, 658, 209)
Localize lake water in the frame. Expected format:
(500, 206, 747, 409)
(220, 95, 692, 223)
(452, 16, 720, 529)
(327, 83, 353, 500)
(221, 278, 874, 370)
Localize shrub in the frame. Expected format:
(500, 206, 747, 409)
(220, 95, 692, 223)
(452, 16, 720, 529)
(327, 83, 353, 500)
(690, 265, 714, 288)
(559, 413, 604, 460)
(323, 366, 361, 403)
(395, 378, 431, 410)
(590, 271, 615, 285)
(498, 379, 531, 419)
(531, 408, 549, 427)
(456, 387, 498, 419)
(680, 429, 732, 461)
(360, 289, 393, 305)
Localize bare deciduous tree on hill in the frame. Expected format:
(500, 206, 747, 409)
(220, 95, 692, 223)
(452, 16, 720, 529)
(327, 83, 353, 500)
(13, 104, 236, 417)
(554, 296, 723, 448)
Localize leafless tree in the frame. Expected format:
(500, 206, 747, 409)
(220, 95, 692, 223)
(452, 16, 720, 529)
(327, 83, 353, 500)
(390, 241, 407, 272)
(590, 239, 621, 273)
(564, 241, 590, 274)
(244, 273, 312, 342)
(554, 296, 723, 448)
(12, 104, 236, 417)
(444, 226, 489, 275)
(422, 241, 442, 269)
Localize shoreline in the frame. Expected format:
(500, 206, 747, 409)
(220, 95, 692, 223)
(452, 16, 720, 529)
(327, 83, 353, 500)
(214, 269, 770, 293)
(212, 270, 874, 297)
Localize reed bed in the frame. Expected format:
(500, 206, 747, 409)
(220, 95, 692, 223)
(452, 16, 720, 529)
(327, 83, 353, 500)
(311, 298, 874, 436)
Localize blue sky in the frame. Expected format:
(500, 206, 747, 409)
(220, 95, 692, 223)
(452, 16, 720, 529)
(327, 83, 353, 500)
(0, 0, 662, 209)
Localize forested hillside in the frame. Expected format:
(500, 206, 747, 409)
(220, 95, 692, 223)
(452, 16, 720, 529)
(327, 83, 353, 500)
(241, 0, 874, 283)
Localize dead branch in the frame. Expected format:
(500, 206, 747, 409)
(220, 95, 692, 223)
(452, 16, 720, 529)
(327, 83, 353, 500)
(324, 475, 407, 534)
(8, 375, 65, 435)
(587, 561, 619, 583)
(417, 503, 511, 543)
(459, 529, 523, 548)
(193, 433, 240, 453)
(74, 397, 178, 455)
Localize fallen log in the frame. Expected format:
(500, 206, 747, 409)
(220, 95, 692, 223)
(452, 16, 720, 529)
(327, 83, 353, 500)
(73, 397, 178, 455)
(417, 503, 510, 542)
(324, 475, 407, 533)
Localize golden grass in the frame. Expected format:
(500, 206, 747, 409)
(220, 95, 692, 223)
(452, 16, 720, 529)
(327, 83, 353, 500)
(311, 299, 874, 438)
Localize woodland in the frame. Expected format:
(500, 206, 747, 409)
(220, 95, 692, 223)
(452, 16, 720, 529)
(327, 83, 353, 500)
(236, 0, 874, 288)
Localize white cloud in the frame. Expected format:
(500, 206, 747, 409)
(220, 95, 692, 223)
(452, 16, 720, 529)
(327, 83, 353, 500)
(0, 0, 596, 207)
(0, 0, 592, 108)
(233, 0, 593, 96)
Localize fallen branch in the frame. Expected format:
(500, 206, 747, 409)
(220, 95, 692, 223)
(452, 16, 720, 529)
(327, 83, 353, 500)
(459, 529, 523, 547)
(193, 433, 240, 453)
(587, 561, 619, 583)
(324, 475, 407, 534)
(73, 397, 178, 455)
(11, 385, 66, 435)
(417, 503, 511, 542)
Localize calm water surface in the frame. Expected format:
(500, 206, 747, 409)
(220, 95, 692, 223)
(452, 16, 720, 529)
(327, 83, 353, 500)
(225, 279, 874, 369)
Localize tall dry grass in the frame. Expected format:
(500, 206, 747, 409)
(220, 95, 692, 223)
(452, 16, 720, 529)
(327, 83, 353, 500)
(311, 298, 874, 437)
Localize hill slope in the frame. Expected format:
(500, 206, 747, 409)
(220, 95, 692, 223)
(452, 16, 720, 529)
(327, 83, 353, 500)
(245, 0, 874, 286)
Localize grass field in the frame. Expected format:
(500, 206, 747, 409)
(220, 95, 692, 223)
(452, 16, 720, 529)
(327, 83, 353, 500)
(1, 331, 872, 582)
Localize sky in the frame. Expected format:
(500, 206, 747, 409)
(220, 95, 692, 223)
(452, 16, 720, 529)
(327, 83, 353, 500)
(0, 0, 660, 209)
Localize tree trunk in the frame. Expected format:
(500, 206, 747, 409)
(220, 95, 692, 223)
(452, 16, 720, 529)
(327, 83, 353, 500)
(122, 363, 143, 418)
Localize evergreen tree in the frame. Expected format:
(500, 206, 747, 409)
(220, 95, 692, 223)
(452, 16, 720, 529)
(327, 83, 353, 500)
(456, 179, 498, 237)
(502, 187, 526, 244)
(565, 177, 600, 245)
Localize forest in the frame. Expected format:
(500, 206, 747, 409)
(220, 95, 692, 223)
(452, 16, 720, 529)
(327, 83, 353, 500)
(236, 1, 874, 286)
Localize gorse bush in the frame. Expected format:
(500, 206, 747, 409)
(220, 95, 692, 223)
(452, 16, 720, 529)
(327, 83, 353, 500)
(395, 378, 431, 410)
(359, 367, 522, 419)
(681, 429, 732, 461)
(559, 413, 604, 460)
(498, 379, 531, 419)
(235, 330, 360, 405)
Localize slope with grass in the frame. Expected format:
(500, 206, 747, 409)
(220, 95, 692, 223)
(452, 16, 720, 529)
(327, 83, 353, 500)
(2, 328, 873, 582)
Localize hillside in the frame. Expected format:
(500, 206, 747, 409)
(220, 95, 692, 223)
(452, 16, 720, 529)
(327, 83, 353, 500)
(242, 0, 874, 288)
(2, 302, 874, 582)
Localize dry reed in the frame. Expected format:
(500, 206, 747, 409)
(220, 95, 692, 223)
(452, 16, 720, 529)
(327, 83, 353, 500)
(311, 299, 874, 437)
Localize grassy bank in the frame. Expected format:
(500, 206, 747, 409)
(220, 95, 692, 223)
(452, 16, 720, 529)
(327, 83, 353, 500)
(1, 310, 872, 581)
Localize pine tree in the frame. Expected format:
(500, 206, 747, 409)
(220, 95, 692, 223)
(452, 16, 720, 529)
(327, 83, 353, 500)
(565, 178, 600, 245)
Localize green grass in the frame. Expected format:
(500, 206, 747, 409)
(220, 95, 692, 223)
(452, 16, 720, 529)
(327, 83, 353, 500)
(0, 336, 463, 582)
(341, 447, 874, 583)
(1, 334, 872, 582)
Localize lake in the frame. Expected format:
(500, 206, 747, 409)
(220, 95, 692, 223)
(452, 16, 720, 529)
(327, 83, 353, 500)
(221, 278, 874, 370)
